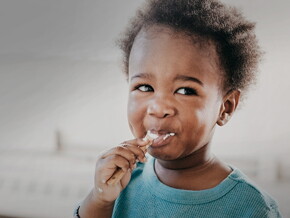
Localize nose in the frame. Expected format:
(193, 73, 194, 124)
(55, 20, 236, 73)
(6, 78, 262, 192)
(147, 96, 176, 118)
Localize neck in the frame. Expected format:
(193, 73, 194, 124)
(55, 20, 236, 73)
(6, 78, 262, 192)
(156, 143, 214, 171)
(154, 143, 232, 190)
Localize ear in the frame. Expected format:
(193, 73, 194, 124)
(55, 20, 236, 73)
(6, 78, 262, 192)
(217, 89, 241, 126)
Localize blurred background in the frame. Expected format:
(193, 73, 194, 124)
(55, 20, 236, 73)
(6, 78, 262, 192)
(0, 0, 289, 217)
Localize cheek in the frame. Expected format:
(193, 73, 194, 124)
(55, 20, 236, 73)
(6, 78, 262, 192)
(127, 96, 146, 137)
(182, 103, 215, 138)
(127, 96, 140, 120)
(193, 101, 220, 139)
(185, 110, 205, 136)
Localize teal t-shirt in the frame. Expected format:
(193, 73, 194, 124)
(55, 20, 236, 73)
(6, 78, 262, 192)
(112, 156, 281, 218)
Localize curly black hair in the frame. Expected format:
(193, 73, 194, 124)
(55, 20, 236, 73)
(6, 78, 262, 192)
(117, 0, 262, 95)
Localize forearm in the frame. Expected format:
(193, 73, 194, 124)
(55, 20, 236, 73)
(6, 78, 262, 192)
(78, 189, 115, 218)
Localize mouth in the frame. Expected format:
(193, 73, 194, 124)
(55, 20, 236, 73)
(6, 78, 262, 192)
(144, 130, 176, 147)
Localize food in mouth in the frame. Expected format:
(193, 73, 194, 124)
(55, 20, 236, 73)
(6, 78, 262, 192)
(145, 130, 175, 147)
(145, 131, 175, 141)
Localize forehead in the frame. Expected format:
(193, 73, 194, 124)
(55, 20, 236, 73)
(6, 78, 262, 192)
(129, 26, 223, 85)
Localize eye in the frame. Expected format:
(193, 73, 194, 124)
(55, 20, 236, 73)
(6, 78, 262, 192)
(136, 84, 154, 92)
(176, 87, 198, 96)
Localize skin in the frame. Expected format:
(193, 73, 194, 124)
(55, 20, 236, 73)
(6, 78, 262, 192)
(79, 25, 240, 217)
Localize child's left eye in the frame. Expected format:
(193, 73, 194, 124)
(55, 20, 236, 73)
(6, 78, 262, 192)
(176, 87, 198, 95)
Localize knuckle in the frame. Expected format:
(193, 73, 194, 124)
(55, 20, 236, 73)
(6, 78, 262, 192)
(120, 140, 129, 145)
(110, 154, 120, 160)
(129, 155, 136, 163)
(118, 158, 129, 168)
(137, 149, 145, 157)
(123, 160, 130, 168)
(115, 146, 124, 152)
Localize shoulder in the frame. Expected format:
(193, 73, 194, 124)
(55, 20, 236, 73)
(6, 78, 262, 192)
(227, 167, 281, 217)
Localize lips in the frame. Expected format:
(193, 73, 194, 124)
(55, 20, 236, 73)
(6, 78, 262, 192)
(145, 130, 176, 147)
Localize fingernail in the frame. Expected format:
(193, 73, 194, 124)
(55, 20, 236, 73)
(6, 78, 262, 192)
(101, 179, 106, 184)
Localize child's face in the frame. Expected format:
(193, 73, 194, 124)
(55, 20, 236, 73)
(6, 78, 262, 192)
(127, 26, 224, 161)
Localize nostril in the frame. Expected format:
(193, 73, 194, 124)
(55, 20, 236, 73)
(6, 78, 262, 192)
(147, 98, 176, 118)
(147, 106, 175, 118)
(163, 113, 170, 118)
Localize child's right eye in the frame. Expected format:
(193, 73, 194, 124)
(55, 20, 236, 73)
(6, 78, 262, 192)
(136, 84, 154, 92)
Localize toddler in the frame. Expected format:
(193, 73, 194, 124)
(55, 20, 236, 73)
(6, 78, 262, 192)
(75, 0, 282, 217)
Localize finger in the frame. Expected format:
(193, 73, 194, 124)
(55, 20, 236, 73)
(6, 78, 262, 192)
(97, 154, 131, 184)
(121, 143, 148, 163)
(120, 138, 151, 159)
(122, 137, 150, 148)
(100, 146, 137, 169)
(101, 139, 149, 163)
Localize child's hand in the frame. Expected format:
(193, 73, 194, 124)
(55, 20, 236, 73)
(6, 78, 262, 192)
(91, 138, 149, 205)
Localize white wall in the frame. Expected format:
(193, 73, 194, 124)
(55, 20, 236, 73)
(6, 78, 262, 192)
(0, 59, 131, 152)
(1, 0, 289, 156)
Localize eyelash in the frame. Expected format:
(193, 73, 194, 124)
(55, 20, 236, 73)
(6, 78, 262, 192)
(134, 84, 154, 92)
(176, 87, 198, 96)
(134, 84, 198, 96)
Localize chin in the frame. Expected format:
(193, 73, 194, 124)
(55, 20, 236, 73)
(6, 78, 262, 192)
(148, 150, 176, 161)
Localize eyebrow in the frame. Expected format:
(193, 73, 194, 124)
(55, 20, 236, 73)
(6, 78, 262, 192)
(130, 73, 152, 81)
(174, 75, 204, 86)
(130, 73, 204, 86)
